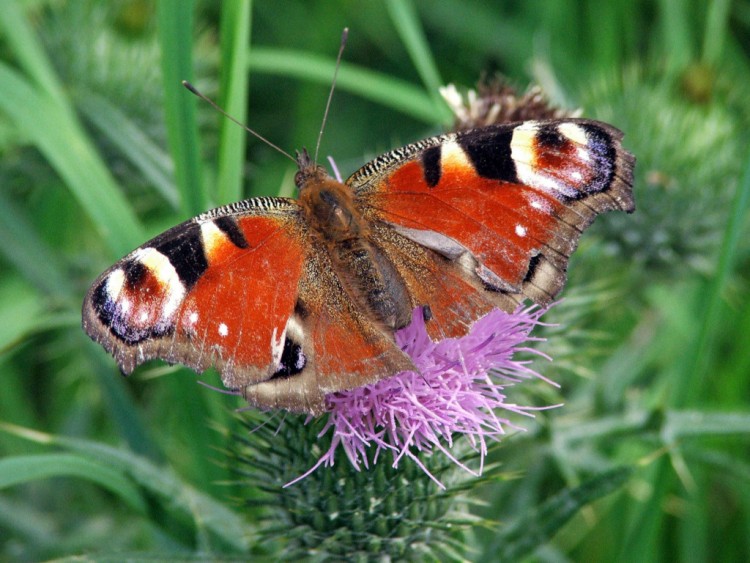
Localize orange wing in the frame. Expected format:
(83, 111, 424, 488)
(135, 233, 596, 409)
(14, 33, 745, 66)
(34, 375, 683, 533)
(83, 197, 414, 414)
(83, 198, 306, 384)
(349, 119, 635, 338)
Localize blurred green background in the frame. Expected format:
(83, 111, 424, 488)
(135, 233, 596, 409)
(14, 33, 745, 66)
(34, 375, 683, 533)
(1, 0, 749, 560)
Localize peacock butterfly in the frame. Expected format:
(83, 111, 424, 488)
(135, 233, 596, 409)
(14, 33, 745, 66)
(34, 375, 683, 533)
(82, 99, 635, 415)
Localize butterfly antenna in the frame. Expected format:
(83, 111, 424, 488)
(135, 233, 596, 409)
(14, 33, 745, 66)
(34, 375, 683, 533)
(313, 27, 349, 164)
(182, 80, 296, 163)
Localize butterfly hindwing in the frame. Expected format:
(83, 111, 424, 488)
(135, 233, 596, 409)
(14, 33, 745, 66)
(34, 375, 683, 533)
(243, 251, 415, 413)
(365, 222, 521, 340)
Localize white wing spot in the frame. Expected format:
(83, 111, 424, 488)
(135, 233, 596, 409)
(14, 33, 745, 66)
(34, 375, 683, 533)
(441, 139, 472, 171)
(271, 325, 286, 367)
(218, 323, 229, 337)
(558, 122, 588, 146)
(199, 221, 227, 260)
(527, 194, 556, 213)
(515, 225, 527, 237)
(571, 171, 583, 182)
(131, 247, 186, 322)
(139, 311, 149, 323)
(105, 268, 126, 301)
(188, 311, 199, 324)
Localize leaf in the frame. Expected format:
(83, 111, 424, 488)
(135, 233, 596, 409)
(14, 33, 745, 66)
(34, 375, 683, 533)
(0, 191, 74, 300)
(156, 0, 207, 216)
(0, 423, 251, 552)
(76, 89, 180, 210)
(0, 2, 67, 100)
(0, 62, 145, 258)
(385, 0, 447, 118)
(0, 453, 146, 514)
(664, 411, 750, 440)
(248, 48, 444, 124)
(216, 0, 252, 205)
(0, 277, 46, 354)
(489, 467, 633, 562)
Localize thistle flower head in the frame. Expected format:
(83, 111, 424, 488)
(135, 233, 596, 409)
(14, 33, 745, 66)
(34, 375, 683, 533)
(292, 305, 556, 488)
(440, 79, 575, 131)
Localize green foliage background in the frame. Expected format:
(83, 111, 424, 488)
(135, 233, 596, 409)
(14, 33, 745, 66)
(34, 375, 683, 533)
(1, 0, 749, 560)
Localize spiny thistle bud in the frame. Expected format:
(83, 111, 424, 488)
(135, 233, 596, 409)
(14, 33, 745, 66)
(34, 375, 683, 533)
(228, 306, 554, 559)
(581, 69, 740, 278)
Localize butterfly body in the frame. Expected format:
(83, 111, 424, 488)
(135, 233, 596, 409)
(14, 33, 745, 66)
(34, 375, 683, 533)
(295, 150, 413, 332)
(83, 119, 635, 414)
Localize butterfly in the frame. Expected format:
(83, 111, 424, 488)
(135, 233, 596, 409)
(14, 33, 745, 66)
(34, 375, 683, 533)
(82, 117, 635, 415)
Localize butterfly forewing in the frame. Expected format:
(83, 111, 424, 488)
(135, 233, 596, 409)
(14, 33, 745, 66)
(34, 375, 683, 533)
(83, 199, 306, 384)
(348, 118, 634, 317)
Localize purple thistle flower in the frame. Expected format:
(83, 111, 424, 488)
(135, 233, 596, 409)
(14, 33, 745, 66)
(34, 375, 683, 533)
(288, 305, 558, 488)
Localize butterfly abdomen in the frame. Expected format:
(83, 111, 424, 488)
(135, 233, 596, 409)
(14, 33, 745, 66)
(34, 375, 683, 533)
(332, 237, 413, 331)
(299, 170, 413, 332)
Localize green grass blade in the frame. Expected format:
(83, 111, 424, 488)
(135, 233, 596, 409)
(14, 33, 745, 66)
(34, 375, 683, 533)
(418, 0, 532, 79)
(156, 0, 206, 215)
(85, 348, 165, 462)
(702, 0, 732, 64)
(0, 191, 74, 299)
(158, 367, 234, 498)
(155, 3, 234, 496)
(0, 423, 251, 552)
(0, 453, 147, 514)
(0, 2, 66, 100)
(719, 296, 750, 405)
(0, 63, 145, 257)
(0, 365, 40, 454)
(385, 0, 449, 121)
(0, 278, 46, 355)
(674, 144, 750, 406)
(77, 89, 180, 210)
(657, 0, 694, 71)
(249, 48, 443, 124)
(490, 467, 633, 561)
(619, 143, 750, 559)
(665, 411, 750, 439)
(584, 1, 621, 73)
(216, 0, 252, 205)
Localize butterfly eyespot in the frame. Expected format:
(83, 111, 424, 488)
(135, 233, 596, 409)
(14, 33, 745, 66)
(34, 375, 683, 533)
(270, 337, 306, 380)
(91, 274, 174, 345)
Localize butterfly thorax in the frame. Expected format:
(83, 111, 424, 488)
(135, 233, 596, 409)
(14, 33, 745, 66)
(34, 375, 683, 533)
(298, 174, 364, 242)
(296, 157, 412, 331)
